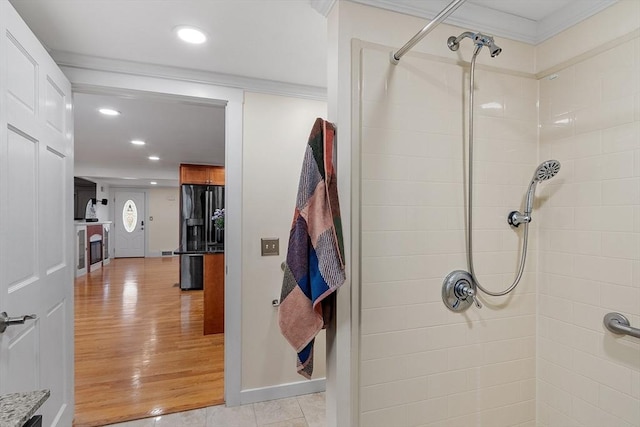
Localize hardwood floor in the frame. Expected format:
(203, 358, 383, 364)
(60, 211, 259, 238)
(74, 257, 224, 427)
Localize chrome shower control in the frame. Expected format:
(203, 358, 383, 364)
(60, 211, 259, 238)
(507, 211, 531, 228)
(442, 270, 481, 312)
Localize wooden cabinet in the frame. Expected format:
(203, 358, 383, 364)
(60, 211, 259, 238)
(180, 164, 225, 185)
(204, 253, 224, 335)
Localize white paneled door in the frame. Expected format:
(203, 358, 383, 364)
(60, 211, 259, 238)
(114, 191, 146, 257)
(0, 1, 74, 426)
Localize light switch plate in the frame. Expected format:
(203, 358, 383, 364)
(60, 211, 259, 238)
(261, 238, 279, 256)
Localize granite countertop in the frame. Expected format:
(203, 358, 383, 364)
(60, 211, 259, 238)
(0, 389, 49, 427)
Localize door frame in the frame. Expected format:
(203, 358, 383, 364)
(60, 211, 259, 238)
(111, 188, 148, 258)
(64, 69, 244, 406)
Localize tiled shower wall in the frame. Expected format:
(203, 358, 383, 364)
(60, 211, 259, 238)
(359, 45, 539, 426)
(537, 36, 640, 426)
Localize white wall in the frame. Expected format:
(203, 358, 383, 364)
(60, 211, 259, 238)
(536, 2, 640, 425)
(241, 92, 328, 393)
(147, 187, 179, 255)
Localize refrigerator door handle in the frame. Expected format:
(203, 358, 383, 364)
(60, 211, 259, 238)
(204, 189, 210, 248)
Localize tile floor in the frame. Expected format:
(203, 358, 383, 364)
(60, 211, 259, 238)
(106, 392, 325, 427)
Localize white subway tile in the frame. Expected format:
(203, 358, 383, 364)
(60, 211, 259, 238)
(479, 400, 535, 427)
(476, 358, 535, 388)
(361, 280, 429, 309)
(573, 156, 603, 182)
(572, 302, 606, 332)
(361, 405, 409, 427)
(574, 254, 633, 286)
(426, 370, 469, 399)
(362, 154, 410, 181)
(448, 344, 483, 370)
(602, 121, 640, 154)
(602, 178, 640, 205)
(569, 371, 600, 407)
(602, 152, 635, 179)
(361, 329, 429, 360)
(362, 206, 409, 231)
(574, 182, 602, 207)
(405, 397, 449, 426)
(572, 396, 635, 427)
(573, 349, 632, 394)
(404, 349, 449, 378)
(601, 282, 640, 314)
(598, 334, 640, 372)
(362, 378, 422, 412)
(478, 381, 522, 410)
(405, 207, 452, 231)
(601, 206, 635, 232)
(539, 380, 572, 416)
(599, 384, 640, 424)
(631, 370, 640, 399)
(361, 356, 408, 386)
(362, 179, 411, 206)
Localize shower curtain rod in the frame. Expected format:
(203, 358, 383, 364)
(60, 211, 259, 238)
(390, 0, 467, 64)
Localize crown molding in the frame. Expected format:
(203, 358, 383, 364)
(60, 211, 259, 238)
(51, 50, 327, 101)
(536, 0, 618, 43)
(350, 0, 619, 45)
(310, 0, 336, 17)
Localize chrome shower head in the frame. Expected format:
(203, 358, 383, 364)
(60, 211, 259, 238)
(532, 159, 561, 183)
(447, 32, 502, 57)
(525, 160, 561, 214)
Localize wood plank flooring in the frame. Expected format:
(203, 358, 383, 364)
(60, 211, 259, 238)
(74, 257, 224, 427)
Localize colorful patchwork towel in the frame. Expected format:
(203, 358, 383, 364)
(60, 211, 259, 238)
(279, 118, 345, 379)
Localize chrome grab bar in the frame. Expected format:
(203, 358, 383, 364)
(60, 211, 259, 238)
(603, 312, 640, 339)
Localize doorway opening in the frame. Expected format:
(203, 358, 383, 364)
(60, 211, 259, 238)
(70, 88, 239, 425)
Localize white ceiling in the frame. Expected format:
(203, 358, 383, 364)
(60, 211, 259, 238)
(9, 0, 617, 188)
(73, 92, 225, 188)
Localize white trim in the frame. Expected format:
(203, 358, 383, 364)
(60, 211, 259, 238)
(64, 73, 244, 407)
(310, 0, 336, 17)
(53, 51, 327, 101)
(351, 0, 618, 45)
(536, 0, 618, 43)
(239, 378, 326, 405)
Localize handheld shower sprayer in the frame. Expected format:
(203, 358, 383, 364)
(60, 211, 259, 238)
(508, 160, 561, 227)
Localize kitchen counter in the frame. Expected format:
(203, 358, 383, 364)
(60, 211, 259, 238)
(0, 389, 49, 427)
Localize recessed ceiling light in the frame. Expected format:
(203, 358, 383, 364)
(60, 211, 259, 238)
(148, 156, 160, 161)
(131, 140, 146, 146)
(175, 26, 207, 44)
(150, 181, 158, 185)
(99, 108, 120, 116)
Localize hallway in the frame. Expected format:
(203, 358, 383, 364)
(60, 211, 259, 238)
(74, 257, 224, 426)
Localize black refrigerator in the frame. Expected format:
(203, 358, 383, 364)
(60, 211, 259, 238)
(179, 184, 224, 290)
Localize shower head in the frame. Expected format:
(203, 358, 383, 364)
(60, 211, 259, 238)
(532, 159, 561, 183)
(447, 32, 502, 57)
(525, 160, 561, 214)
(487, 39, 502, 57)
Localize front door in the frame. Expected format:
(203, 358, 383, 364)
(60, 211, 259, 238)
(0, 1, 74, 425)
(114, 190, 146, 257)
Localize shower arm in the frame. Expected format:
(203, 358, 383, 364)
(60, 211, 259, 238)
(466, 45, 529, 297)
(391, 0, 467, 64)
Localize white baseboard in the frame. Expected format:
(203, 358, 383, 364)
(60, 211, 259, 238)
(239, 378, 326, 405)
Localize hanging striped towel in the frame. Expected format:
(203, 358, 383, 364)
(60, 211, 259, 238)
(279, 118, 345, 379)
